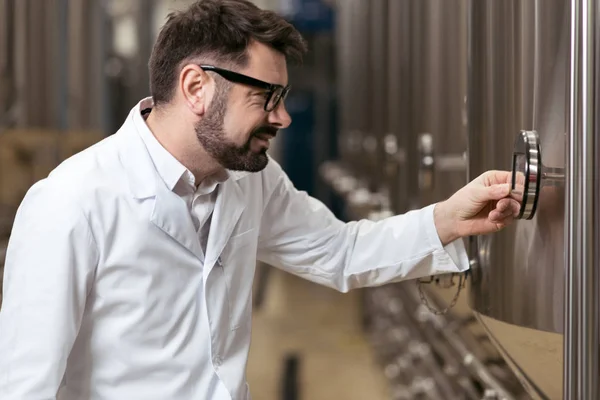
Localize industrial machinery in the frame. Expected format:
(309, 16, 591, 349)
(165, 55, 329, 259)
(321, 0, 383, 220)
(467, 0, 600, 399)
(0, 0, 161, 134)
(321, 0, 529, 397)
(403, 0, 471, 318)
(364, 281, 529, 399)
(324, 0, 600, 396)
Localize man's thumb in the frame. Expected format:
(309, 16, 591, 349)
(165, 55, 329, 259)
(484, 183, 511, 200)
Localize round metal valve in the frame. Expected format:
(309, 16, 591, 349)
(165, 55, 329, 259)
(510, 130, 565, 220)
(511, 130, 542, 219)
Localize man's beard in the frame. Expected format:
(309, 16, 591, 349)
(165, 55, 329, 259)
(194, 88, 276, 172)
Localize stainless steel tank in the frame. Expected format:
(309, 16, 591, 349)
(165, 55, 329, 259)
(368, 0, 388, 199)
(403, 3, 526, 395)
(2, 0, 156, 134)
(320, 0, 360, 209)
(349, 0, 374, 191)
(6, 0, 111, 131)
(408, 0, 468, 210)
(405, 0, 473, 323)
(322, 0, 386, 220)
(467, 0, 600, 398)
(358, 1, 529, 398)
(385, 0, 411, 215)
(337, 0, 370, 181)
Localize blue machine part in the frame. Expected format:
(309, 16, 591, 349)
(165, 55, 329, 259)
(280, 90, 315, 195)
(282, 0, 334, 33)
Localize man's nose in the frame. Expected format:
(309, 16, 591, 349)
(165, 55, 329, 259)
(267, 102, 292, 129)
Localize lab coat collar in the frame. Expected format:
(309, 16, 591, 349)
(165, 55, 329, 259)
(134, 98, 189, 192)
(131, 97, 251, 189)
(119, 99, 253, 199)
(118, 99, 248, 265)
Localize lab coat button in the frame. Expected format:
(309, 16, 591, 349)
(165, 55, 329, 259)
(214, 355, 222, 366)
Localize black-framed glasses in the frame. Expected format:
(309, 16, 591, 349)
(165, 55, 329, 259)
(200, 65, 290, 112)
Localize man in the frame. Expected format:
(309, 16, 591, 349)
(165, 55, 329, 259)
(0, 1, 520, 399)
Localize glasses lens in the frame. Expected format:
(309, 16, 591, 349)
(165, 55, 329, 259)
(266, 87, 284, 111)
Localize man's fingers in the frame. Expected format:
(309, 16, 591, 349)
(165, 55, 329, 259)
(482, 170, 513, 185)
(481, 183, 511, 201)
(513, 171, 526, 186)
(511, 200, 521, 217)
(497, 198, 511, 212)
(496, 198, 521, 217)
(489, 210, 503, 222)
(490, 209, 515, 223)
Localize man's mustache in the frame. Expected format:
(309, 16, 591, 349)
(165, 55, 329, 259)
(252, 126, 278, 138)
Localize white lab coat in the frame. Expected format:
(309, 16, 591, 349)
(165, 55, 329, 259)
(0, 99, 469, 400)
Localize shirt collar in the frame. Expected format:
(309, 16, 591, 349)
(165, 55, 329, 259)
(134, 98, 189, 192)
(133, 98, 246, 193)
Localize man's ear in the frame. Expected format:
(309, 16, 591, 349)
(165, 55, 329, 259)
(179, 64, 214, 116)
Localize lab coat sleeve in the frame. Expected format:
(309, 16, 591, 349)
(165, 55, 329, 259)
(0, 181, 98, 399)
(256, 160, 470, 292)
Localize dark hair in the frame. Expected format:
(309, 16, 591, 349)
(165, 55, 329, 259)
(149, 0, 308, 106)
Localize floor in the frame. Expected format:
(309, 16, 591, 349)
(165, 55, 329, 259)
(246, 265, 390, 400)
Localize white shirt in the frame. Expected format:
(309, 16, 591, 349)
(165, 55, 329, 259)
(0, 98, 470, 400)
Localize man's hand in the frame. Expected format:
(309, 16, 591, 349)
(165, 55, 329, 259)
(434, 170, 521, 245)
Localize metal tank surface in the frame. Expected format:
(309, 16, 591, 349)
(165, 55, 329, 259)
(405, 0, 472, 316)
(467, 0, 600, 398)
(0, 0, 158, 134)
(384, 0, 411, 215)
(408, 0, 468, 210)
(4, 0, 111, 131)
(320, 0, 531, 398)
(320, 0, 379, 219)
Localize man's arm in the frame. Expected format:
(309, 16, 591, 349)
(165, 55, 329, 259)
(256, 160, 470, 293)
(0, 181, 98, 399)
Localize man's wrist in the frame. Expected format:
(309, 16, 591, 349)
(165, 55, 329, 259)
(433, 201, 460, 246)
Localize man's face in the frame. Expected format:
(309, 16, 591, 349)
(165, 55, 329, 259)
(195, 42, 292, 172)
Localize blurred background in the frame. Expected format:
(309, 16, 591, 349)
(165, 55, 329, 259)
(1, 0, 597, 399)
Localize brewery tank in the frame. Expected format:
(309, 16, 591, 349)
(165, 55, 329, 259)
(408, 0, 468, 210)
(467, 0, 600, 398)
(403, 0, 472, 314)
(385, 0, 411, 215)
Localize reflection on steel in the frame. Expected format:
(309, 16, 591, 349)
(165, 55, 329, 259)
(416, 273, 467, 315)
(467, 0, 569, 396)
(467, 0, 569, 327)
(467, 0, 600, 398)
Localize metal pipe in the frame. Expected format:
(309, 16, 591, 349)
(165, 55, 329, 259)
(541, 167, 566, 184)
(409, 288, 517, 400)
(564, 0, 600, 398)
